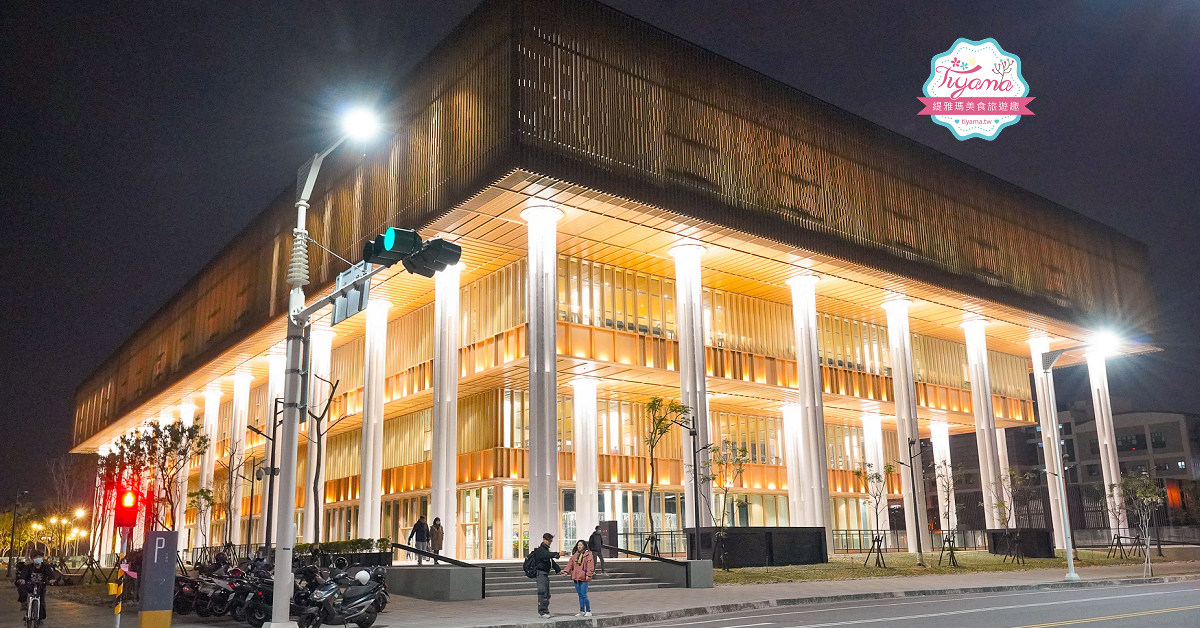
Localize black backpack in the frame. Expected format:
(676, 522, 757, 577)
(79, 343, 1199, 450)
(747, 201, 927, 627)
(522, 550, 539, 578)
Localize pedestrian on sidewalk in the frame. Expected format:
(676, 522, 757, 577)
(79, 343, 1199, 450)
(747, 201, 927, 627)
(530, 532, 563, 618)
(408, 515, 431, 565)
(430, 517, 445, 565)
(588, 525, 606, 574)
(564, 539, 594, 617)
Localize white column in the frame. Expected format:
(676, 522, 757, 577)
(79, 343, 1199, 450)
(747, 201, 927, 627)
(431, 263, 462, 558)
(787, 274, 832, 550)
(1029, 336, 1066, 548)
(501, 486, 514, 559)
(176, 400, 197, 545)
(304, 328, 334, 543)
(95, 445, 113, 560)
(963, 318, 1001, 529)
(230, 372, 253, 545)
(1086, 351, 1127, 532)
(929, 422, 957, 532)
(523, 205, 562, 545)
(671, 243, 714, 530)
(781, 404, 809, 527)
(198, 385, 222, 547)
(882, 299, 929, 553)
(995, 427, 1013, 527)
(572, 378, 600, 543)
(860, 414, 890, 532)
(264, 352, 285, 545)
(358, 299, 390, 539)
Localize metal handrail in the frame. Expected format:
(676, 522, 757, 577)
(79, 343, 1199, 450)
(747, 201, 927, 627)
(391, 543, 486, 598)
(601, 542, 690, 588)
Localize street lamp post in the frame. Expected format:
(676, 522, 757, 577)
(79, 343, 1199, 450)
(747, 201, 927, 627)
(669, 419, 704, 560)
(249, 405, 282, 555)
(7, 490, 29, 577)
(267, 109, 379, 628)
(1039, 348, 1080, 581)
(896, 438, 927, 567)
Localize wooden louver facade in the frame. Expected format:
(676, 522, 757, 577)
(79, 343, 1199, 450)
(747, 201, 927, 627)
(73, 0, 1154, 449)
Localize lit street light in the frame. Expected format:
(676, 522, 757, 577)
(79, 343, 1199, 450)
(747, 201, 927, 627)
(268, 106, 381, 628)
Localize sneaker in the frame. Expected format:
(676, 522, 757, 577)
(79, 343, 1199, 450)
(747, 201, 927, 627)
(540, 613, 552, 618)
(585, 611, 592, 617)
(575, 612, 584, 616)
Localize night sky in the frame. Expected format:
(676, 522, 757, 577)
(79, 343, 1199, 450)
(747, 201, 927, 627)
(2, 1, 1197, 505)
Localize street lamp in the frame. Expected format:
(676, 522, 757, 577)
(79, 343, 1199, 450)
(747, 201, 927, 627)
(895, 438, 928, 567)
(669, 417, 704, 560)
(6, 489, 29, 577)
(249, 404, 283, 554)
(268, 107, 381, 628)
(1038, 345, 1081, 581)
(74, 508, 85, 519)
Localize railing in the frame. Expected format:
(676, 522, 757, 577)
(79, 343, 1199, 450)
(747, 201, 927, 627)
(601, 543, 691, 588)
(832, 529, 990, 553)
(392, 543, 486, 599)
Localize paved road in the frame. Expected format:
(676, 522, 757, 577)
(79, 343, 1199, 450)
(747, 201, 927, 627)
(632, 581, 1200, 628)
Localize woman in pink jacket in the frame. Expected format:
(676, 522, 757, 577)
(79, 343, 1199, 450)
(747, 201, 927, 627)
(563, 539, 594, 616)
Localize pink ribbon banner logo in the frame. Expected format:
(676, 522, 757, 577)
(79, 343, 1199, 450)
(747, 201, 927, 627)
(921, 38, 1031, 141)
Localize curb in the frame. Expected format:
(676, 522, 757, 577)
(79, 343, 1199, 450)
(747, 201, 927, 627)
(471, 572, 1200, 628)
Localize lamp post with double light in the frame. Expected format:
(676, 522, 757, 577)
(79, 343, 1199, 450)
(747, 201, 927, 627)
(6, 490, 29, 577)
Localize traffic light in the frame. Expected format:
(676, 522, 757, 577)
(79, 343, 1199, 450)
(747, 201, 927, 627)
(360, 228, 462, 277)
(362, 227, 422, 267)
(114, 488, 139, 529)
(402, 237, 463, 278)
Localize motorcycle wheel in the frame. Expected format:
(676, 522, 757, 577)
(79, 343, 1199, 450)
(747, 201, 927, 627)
(375, 593, 388, 611)
(230, 601, 248, 622)
(173, 595, 194, 615)
(194, 601, 212, 618)
(355, 609, 378, 628)
(247, 603, 270, 628)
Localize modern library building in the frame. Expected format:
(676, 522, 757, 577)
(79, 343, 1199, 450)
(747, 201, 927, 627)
(73, 0, 1156, 560)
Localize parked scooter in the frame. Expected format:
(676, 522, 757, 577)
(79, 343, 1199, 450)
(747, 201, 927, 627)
(296, 569, 385, 628)
(172, 574, 199, 615)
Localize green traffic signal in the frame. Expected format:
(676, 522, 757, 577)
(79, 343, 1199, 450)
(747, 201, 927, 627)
(363, 227, 421, 267)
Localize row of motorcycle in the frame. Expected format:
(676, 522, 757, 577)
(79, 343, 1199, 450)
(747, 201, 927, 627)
(173, 557, 388, 628)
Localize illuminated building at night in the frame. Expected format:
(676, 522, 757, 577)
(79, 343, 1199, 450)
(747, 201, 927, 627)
(72, 0, 1157, 559)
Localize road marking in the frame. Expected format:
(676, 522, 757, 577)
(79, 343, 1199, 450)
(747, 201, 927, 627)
(1013, 603, 1200, 627)
(779, 588, 1200, 627)
(639, 581, 1188, 626)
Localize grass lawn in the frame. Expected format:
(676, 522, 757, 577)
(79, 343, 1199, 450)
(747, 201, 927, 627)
(713, 550, 1158, 585)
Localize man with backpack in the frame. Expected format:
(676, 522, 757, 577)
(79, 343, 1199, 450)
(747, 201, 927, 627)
(524, 532, 562, 618)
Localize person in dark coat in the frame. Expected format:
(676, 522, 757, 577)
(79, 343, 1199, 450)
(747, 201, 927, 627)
(530, 532, 563, 618)
(16, 551, 62, 621)
(407, 515, 431, 565)
(430, 517, 445, 565)
(588, 525, 606, 574)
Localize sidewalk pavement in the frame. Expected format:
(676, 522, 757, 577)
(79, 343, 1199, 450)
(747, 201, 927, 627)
(3, 561, 1198, 627)
(396, 560, 1200, 628)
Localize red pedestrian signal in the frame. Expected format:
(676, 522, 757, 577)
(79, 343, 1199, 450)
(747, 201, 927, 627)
(114, 489, 139, 528)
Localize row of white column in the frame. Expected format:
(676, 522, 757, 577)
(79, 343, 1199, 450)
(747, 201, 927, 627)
(124, 202, 1128, 558)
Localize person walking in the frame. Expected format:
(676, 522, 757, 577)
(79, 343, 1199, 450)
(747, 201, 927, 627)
(530, 532, 562, 618)
(407, 515, 431, 565)
(430, 517, 445, 565)
(588, 525, 606, 574)
(563, 539, 594, 617)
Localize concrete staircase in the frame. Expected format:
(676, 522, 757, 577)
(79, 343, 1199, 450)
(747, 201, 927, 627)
(483, 561, 677, 597)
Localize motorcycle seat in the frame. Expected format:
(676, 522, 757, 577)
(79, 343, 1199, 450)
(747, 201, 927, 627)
(343, 585, 376, 599)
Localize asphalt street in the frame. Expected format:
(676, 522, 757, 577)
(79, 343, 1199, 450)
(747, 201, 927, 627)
(631, 581, 1200, 628)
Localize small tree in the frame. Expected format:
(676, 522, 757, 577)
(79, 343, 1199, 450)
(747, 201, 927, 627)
(992, 468, 1038, 564)
(696, 439, 750, 570)
(215, 436, 245, 545)
(188, 488, 216, 548)
(854, 461, 894, 567)
(1112, 473, 1163, 577)
(305, 376, 342, 545)
(644, 397, 690, 556)
(933, 461, 961, 566)
(143, 420, 209, 530)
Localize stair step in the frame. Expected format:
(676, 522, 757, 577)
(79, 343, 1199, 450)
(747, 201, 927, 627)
(486, 577, 660, 591)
